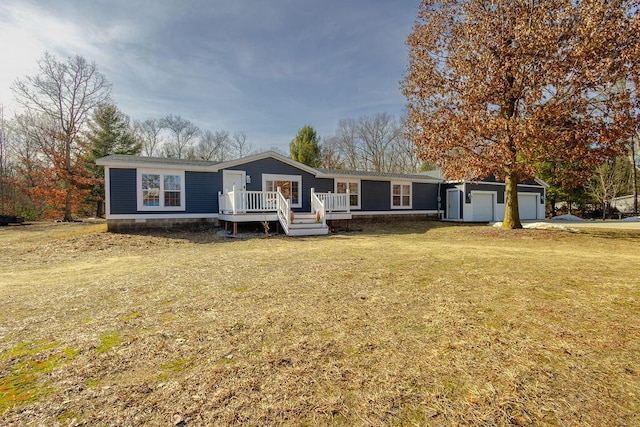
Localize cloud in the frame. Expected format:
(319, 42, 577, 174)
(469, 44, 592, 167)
(0, 0, 420, 150)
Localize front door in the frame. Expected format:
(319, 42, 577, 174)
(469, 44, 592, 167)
(223, 170, 246, 193)
(446, 189, 460, 220)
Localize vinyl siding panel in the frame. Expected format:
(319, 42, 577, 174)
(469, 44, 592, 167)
(185, 171, 219, 213)
(109, 168, 137, 214)
(361, 180, 390, 210)
(413, 183, 439, 210)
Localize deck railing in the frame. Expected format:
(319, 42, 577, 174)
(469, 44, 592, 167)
(276, 187, 290, 234)
(310, 188, 327, 227)
(314, 190, 351, 213)
(218, 185, 278, 214)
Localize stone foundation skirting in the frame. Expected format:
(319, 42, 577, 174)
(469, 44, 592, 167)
(107, 217, 219, 232)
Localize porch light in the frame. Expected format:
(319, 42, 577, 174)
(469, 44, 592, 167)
(540, 195, 545, 203)
(246, 175, 251, 184)
(467, 192, 472, 200)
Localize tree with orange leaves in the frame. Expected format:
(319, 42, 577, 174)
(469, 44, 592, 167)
(403, 0, 639, 228)
(12, 53, 111, 221)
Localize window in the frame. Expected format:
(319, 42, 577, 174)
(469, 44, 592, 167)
(263, 174, 302, 208)
(335, 179, 360, 209)
(391, 182, 412, 209)
(137, 170, 185, 211)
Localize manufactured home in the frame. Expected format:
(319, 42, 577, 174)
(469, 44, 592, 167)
(97, 152, 547, 235)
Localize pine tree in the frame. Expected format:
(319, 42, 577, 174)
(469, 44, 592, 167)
(290, 125, 321, 167)
(86, 104, 141, 217)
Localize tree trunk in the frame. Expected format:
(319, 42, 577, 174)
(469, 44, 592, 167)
(64, 186, 74, 221)
(96, 199, 104, 218)
(502, 171, 522, 229)
(632, 135, 638, 216)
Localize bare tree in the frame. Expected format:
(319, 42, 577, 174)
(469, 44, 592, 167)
(230, 131, 253, 159)
(160, 114, 200, 159)
(328, 113, 420, 173)
(332, 118, 362, 170)
(194, 130, 230, 161)
(12, 53, 111, 220)
(589, 157, 633, 219)
(134, 118, 164, 157)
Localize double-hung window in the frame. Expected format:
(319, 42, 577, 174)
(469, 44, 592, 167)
(137, 170, 185, 211)
(263, 174, 302, 208)
(335, 179, 360, 209)
(391, 182, 412, 209)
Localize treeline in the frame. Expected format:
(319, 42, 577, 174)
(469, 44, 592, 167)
(0, 52, 636, 221)
(0, 53, 427, 221)
(0, 53, 256, 220)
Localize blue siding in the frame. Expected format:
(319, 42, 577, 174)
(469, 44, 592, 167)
(185, 171, 219, 213)
(110, 168, 137, 214)
(226, 158, 333, 212)
(361, 180, 390, 210)
(108, 168, 219, 215)
(467, 183, 505, 203)
(413, 183, 439, 210)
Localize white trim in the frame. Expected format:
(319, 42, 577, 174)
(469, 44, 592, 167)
(334, 178, 361, 210)
(104, 167, 111, 216)
(445, 179, 546, 189)
(320, 172, 441, 184)
(136, 169, 186, 211)
(106, 213, 218, 220)
(97, 159, 213, 171)
(390, 181, 412, 209)
(350, 210, 438, 216)
(262, 173, 302, 208)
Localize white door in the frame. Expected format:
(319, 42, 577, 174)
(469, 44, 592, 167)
(223, 170, 246, 193)
(446, 189, 460, 219)
(518, 193, 538, 220)
(472, 193, 494, 222)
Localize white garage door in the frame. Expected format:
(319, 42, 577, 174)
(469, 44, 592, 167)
(472, 193, 494, 222)
(518, 193, 538, 220)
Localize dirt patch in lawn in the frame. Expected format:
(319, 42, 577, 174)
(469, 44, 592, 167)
(1, 221, 639, 425)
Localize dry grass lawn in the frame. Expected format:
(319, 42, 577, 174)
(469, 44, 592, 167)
(1, 221, 639, 426)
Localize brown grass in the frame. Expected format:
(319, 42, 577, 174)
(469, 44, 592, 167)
(1, 221, 639, 426)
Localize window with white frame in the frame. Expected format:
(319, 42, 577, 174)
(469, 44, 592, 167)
(137, 170, 185, 211)
(335, 179, 360, 209)
(391, 182, 412, 209)
(263, 174, 302, 207)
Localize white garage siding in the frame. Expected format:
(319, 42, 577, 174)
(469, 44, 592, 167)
(472, 192, 495, 222)
(518, 193, 538, 220)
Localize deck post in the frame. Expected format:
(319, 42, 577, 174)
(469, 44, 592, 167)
(346, 188, 351, 213)
(232, 184, 237, 214)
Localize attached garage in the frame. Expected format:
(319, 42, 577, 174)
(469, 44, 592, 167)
(472, 192, 494, 222)
(518, 193, 539, 220)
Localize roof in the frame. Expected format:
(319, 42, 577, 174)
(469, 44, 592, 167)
(316, 168, 443, 183)
(96, 152, 444, 182)
(96, 154, 219, 171)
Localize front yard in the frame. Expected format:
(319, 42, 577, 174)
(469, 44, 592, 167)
(1, 221, 639, 425)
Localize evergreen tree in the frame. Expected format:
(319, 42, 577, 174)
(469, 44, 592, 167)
(290, 125, 321, 167)
(86, 104, 141, 217)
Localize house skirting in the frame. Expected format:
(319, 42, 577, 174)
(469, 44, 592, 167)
(106, 217, 219, 232)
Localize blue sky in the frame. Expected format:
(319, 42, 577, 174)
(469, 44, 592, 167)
(0, 0, 420, 152)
